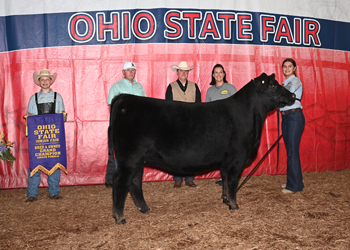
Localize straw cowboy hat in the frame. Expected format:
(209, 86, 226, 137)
(171, 61, 194, 72)
(33, 69, 57, 86)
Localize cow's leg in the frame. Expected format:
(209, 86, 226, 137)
(112, 160, 140, 224)
(220, 167, 229, 205)
(129, 164, 150, 214)
(225, 164, 244, 210)
(112, 168, 127, 224)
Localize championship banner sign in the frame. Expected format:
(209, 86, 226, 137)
(27, 113, 68, 177)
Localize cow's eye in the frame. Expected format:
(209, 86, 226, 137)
(270, 84, 275, 88)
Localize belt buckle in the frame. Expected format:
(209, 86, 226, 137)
(281, 110, 286, 115)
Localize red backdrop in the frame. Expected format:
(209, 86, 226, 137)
(1, 44, 349, 189)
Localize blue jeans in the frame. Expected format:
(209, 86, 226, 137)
(173, 175, 194, 183)
(282, 110, 305, 192)
(27, 168, 61, 198)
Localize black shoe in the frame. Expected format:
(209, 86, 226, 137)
(215, 179, 223, 186)
(50, 194, 63, 200)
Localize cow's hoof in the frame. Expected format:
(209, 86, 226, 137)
(115, 217, 126, 225)
(113, 214, 126, 225)
(223, 198, 230, 206)
(139, 207, 151, 214)
(229, 204, 239, 210)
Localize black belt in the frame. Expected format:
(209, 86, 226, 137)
(281, 108, 302, 115)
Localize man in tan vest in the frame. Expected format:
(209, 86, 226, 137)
(165, 61, 201, 188)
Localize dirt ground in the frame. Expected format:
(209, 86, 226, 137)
(0, 169, 349, 250)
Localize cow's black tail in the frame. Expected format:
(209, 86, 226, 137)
(105, 96, 122, 185)
(105, 125, 115, 185)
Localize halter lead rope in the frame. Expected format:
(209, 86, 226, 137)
(237, 109, 283, 192)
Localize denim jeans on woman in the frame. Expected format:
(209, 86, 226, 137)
(282, 110, 305, 192)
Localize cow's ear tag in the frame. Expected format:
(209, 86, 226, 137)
(262, 81, 265, 84)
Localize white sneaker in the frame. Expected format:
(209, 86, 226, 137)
(282, 188, 294, 194)
(281, 184, 286, 188)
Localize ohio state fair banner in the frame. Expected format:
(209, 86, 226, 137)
(1, 6, 349, 51)
(0, 1, 349, 189)
(27, 114, 67, 177)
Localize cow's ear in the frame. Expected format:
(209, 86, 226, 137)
(270, 73, 276, 79)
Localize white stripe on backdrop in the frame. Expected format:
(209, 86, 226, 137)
(1, 0, 350, 22)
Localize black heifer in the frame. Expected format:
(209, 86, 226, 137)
(108, 73, 295, 224)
